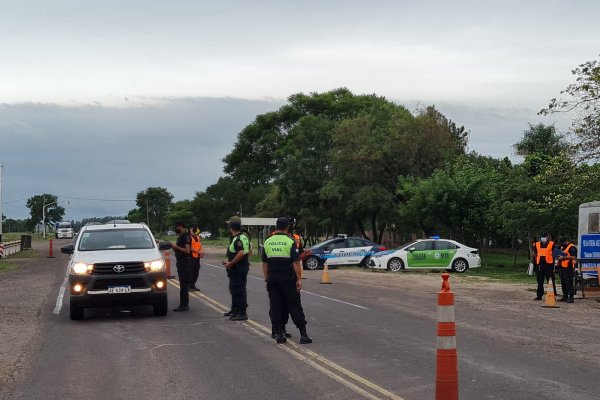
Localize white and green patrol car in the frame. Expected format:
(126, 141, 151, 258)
(367, 238, 481, 273)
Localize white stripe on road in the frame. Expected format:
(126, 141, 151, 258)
(53, 265, 71, 315)
(203, 262, 369, 310)
(170, 280, 403, 400)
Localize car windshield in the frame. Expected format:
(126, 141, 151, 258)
(58, 223, 72, 228)
(78, 228, 155, 251)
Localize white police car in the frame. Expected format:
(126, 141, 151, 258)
(367, 238, 480, 273)
(301, 235, 387, 270)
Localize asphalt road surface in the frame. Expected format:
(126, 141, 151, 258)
(4, 242, 600, 400)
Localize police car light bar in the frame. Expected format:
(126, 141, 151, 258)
(430, 236, 440, 240)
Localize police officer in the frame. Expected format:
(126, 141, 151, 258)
(222, 216, 250, 321)
(262, 217, 312, 344)
(189, 225, 204, 292)
(558, 237, 577, 303)
(170, 221, 192, 312)
(533, 233, 557, 301)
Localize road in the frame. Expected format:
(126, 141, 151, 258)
(3, 241, 600, 400)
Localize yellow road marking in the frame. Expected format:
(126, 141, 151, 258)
(169, 280, 405, 400)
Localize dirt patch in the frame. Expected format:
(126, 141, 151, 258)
(0, 242, 63, 398)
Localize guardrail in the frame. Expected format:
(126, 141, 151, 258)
(0, 240, 22, 258)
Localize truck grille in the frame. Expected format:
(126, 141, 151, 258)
(92, 278, 147, 290)
(92, 262, 145, 274)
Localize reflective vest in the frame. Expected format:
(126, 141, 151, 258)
(190, 233, 202, 259)
(264, 234, 295, 259)
(292, 233, 301, 249)
(560, 243, 574, 268)
(228, 233, 249, 254)
(535, 241, 554, 264)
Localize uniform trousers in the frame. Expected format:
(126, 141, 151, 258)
(190, 258, 201, 287)
(227, 266, 249, 312)
(267, 279, 307, 329)
(536, 263, 556, 298)
(559, 266, 575, 298)
(176, 258, 191, 307)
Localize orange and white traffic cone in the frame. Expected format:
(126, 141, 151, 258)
(47, 238, 55, 258)
(436, 273, 458, 400)
(542, 277, 559, 308)
(164, 250, 175, 279)
(320, 261, 332, 284)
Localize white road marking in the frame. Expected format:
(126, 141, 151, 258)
(203, 262, 369, 310)
(170, 279, 403, 400)
(53, 265, 71, 315)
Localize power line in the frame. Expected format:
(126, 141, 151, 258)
(58, 195, 136, 202)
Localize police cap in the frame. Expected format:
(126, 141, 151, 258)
(226, 216, 242, 229)
(276, 216, 290, 230)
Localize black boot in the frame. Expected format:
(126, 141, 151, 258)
(567, 297, 574, 303)
(230, 309, 248, 321)
(299, 326, 312, 344)
(558, 296, 568, 302)
(224, 308, 234, 317)
(275, 326, 287, 344)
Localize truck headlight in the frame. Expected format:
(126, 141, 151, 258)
(72, 262, 93, 274)
(145, 259, 165, 272)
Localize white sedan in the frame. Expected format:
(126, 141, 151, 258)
(367, 238, 481, 273)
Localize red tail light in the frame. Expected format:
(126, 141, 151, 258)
(378, 246, 387, 251)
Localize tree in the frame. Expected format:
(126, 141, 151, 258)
(513, 123, 570, 158)
(166, 200, 193, 228)
(25, 194, 65, 231)
(131, 187, 173, 233)
(540, 56, 600, 160)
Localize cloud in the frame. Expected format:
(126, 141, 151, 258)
(0, 97, 283, 220)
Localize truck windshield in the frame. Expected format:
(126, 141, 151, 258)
(78, 229, 155, 251)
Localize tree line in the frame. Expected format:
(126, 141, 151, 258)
(9, 56, 599, 251)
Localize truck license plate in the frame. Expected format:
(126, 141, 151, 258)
(108, 286, 131, 294)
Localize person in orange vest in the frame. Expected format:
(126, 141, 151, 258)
(189, 225, 204, 292)
(532, 233, 558, 301)
(558, 237, 577, 303)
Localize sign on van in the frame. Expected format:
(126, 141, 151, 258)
(580, 233, 600, 277)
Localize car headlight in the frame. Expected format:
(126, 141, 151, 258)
(72, 262, 93, 274)
(144, 259, 165, 272)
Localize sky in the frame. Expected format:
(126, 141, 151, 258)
(1, 0, 599, 221)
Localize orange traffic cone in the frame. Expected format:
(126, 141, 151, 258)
(436, 273, 458, 400)
(47, 238, 55, 258)
(542, 277, 559, 308)
(164, 250, 175, 279)
(320, 261, 332, 284)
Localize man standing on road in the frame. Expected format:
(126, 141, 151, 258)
(533, 233, 557, 301)
(170, 221, 192, 312)
(263, 217, 312, 344)
(222, 216, 250, 321)
(558, 237, 577, 303)
(189, 225, 204, 292)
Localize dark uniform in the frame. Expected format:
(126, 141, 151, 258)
(559, 240, 577, 303)
(226, 233, 250, 319)
(263, 230, 311, 344)
(175, 231, 192, 309)
(533, 238, 557, 300)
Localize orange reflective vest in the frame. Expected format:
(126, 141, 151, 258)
(292, 233, 301, 249)
(560, 243, 574, 268)
(190, 233, 202, 259)
(535, 241, 554, 264)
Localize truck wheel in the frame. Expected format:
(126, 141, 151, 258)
(153, 298, 168, 316)
(70, 303, 84, 320)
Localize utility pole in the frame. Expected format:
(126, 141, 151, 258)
(146, 198, 150, 227)
(0, 163, 3, 243)
(42, 195, 46, 239)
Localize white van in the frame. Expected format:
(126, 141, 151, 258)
(56, 222, 75, 239)
(577, 201, 600, 280)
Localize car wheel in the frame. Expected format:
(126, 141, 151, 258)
(153, 298, 168, 316)
(304, 256, 319, 270)
(70, 303, 84, 320)
(387, 257, 404, 272)
(452, 258, 469, 273)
